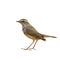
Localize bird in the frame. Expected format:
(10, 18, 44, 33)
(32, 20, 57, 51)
(17, 19, 56, 50)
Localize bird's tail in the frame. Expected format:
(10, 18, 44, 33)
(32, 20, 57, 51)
(42, 34, 57, 38)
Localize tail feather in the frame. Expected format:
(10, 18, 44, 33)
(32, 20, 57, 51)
(42, 34, 57, 38)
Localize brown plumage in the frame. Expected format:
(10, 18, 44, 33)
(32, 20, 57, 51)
(17, 19, 56, 50)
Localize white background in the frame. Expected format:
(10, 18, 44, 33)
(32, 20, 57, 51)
(0, 0, 60, 60)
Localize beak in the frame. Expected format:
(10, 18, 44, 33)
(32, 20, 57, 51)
(16, 21, 20, 22)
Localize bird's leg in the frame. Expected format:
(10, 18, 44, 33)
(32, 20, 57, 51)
(31, 40, 38, 50)
(22, 40, 35, 50)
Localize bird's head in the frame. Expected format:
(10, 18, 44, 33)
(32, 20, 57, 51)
(16, 19, 29, 24)
(16, 19, 30, 27)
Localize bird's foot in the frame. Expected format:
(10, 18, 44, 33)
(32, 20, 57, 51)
(21, 48, 36, 50)
(30, 48, 36, 50)
(21, 48, 32, 50)
(21, 48, 28, 50)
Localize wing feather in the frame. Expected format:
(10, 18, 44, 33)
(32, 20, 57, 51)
(24, 26, 42, 38)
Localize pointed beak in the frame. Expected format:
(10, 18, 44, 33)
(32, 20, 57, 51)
(16, 21, 19, 22)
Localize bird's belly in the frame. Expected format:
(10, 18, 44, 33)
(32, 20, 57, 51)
(23, 31, 39, 40)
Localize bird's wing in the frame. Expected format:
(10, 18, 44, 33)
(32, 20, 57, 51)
(25, 26, 42, 38)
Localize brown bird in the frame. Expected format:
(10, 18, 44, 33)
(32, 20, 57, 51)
(17, 19, 56, 50)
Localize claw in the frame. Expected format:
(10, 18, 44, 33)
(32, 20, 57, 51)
(31, 48, 36, 50)
(21, 48, 28, 50)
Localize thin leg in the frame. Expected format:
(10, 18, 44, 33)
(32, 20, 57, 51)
(32, 40, 38, 49)
(22, 40, 35, 50)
